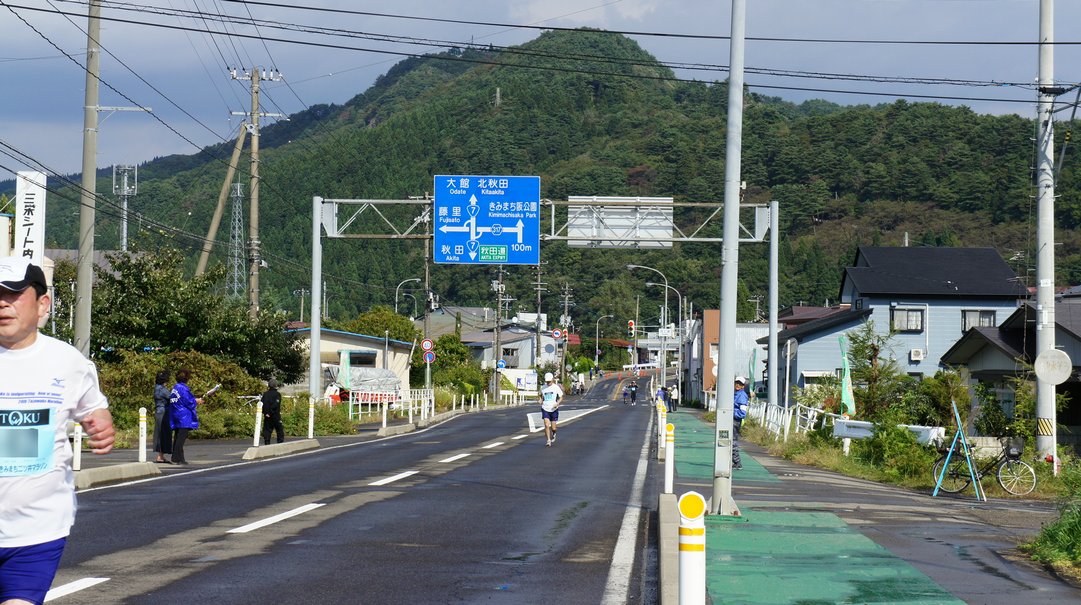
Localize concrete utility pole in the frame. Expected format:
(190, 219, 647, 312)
(230, 68, 282, 317)
(533, 262, 547, 363)
(560, 284, 573, 382)
(491, 267, 506, 401)
(711, 0, 746, 517)
(1035, 0, 1058, 460)
(74, 0, 101, 357)
(196, 126, 247, 276)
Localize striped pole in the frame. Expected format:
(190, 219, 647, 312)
(138, 407, 147, 463)
(253, 401, 263, 447)
(665, 423, 676, 493)
(308, 398, 315, 439)
(678, 491, 707, 604)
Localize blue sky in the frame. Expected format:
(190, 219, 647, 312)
(1, 0, 1077, 181)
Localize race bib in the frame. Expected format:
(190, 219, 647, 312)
(0, 407, 55, 477)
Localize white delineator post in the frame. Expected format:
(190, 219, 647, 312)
(253, 400, 263, 447)
(138, 406, 147, 463)
(678, 491, 707, 604)
(665, 423, 676, 494)
(382, 401, 388, 428)
(657, 404, 667, 455)
(73, 424, 83, 471)
(307, 398, 315, 439)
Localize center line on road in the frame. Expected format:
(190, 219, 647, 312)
(512, 434, 529, 440)
(45, 577, 109, 601)
(481, 442, 504, 449)
(439, 453, 471, 463)
(369, 470, 420, 486)
(228, 503, 326, 534)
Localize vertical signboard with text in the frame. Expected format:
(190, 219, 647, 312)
(15, 171, 47, 263)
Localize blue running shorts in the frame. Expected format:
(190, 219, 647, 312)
(0, 537, 67, 605)
(541, 409, 559, 422)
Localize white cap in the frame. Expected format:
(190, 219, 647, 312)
(735, 376, 747, 385)
(544, 372, 554, 382)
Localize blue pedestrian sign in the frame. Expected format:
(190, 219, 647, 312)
(433, 175, 540, 265)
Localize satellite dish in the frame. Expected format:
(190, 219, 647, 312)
(1035, 348, 1073, 385)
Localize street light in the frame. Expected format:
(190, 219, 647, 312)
(594, 314, 613, 367)
(395, 278, 421, 314)
(646, 281, 682, 401)
(627, 264, 669, 388)
(401, 292, 418, 319)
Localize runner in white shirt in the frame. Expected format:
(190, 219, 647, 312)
(539, 372, 564, 447)
(0, 257, 115, 605)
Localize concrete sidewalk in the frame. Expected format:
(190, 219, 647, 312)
(665, 411, 969, 605)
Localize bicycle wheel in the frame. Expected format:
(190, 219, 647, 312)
(932, 455, 971, 493)
(997, 459, 1036, 496)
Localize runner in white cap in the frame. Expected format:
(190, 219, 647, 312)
(540, 372, 564, 447)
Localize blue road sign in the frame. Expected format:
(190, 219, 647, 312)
(423, 351, 436, 364)
(433, 175, 540, 265)
(496, 359, 506, 369)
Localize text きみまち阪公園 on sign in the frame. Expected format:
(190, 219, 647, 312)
(433, 175, 540, 265)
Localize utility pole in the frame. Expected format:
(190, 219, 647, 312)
(491, 267, 506, 401)
(196, 125, 247, 276)
(423, 201, 432, 390)
(230, 67, 283, 317)
(712, 0, 747, 517)
(559, 284, 573, 382)
(112, 165, 137, 252)
(1035, 0, 1058, 461)
(532, 262, 547, 364)
(293, 288, 309, 323)
(74, 0, 101, 357)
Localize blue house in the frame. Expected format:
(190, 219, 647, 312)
(761, 247, 1026, 395)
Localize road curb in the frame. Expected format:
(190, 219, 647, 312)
(658, 492, 679, 605)
(75, 462, 161, 489)
(242, 438, 321, 460)
(377, 423, 416, 437)
(416, 409, 463, 428)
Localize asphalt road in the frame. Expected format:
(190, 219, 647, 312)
(50, 382, 660, 604)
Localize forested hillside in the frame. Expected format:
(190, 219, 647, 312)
(29, 29, 1081, 328)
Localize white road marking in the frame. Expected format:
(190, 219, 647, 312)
(601, 413, 653, 604)
(439, 453, 471, 463)
(481, 442, 504, 449)
(369, 470, 420, 486)
(45, 577, 109, 601)
(228, 503, 326, 534)
(512, 434, 529, 440)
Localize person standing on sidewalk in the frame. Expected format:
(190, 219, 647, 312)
(540, 372, 563, 447)
(0, 257, 115, 605)
(733, 376, 749, 470)
(152, 370, 172, 463)
(169, 369, 202, 465)
(261, 378, 285, 445)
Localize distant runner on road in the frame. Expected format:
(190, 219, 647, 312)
(540, 372, 564, 447)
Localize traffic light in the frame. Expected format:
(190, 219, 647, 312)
(627, 319, 636, 337)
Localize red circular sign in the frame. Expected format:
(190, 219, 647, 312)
(552, 329, 563, 339)
(421, 338, 434, 351)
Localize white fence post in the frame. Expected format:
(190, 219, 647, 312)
(308, 398, 315, 439)
(138, 406, 147, 463)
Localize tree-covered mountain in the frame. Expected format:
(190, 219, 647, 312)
(30, 29, 1081, 330)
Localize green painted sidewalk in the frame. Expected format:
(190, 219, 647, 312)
(666, 411, 964, 605)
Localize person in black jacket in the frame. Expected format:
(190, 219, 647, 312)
(152, 370, 172, 463)
(261, 378, 285, 445)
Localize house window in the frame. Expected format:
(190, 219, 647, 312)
(891, 308, 924, 332)
(962, 310, 996, 332)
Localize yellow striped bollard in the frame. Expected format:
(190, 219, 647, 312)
(678, 491, 707, 604)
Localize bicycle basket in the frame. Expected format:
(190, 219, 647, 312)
(1001, 436, 1025, 459)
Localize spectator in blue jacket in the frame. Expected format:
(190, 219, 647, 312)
(169, 369, 203, 465)
(733, 376, 749, 470)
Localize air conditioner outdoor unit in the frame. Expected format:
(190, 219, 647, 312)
(909, 348, 925, 362)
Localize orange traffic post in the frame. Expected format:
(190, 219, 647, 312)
(678, 491, 707, 604)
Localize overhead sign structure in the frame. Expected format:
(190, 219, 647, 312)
(433, 175, 540, 265)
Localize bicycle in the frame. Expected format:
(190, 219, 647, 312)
(932, 436, 1036, 496)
